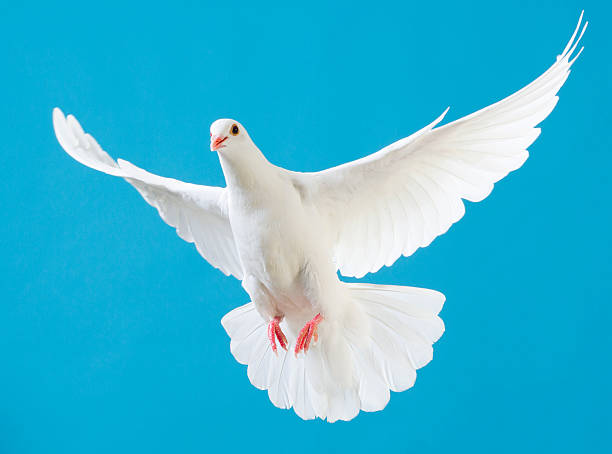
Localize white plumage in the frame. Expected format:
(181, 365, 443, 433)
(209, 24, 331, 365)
(53, 14, 586, 422)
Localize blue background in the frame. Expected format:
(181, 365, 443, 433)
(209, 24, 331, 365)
(1, 1, 610, 452)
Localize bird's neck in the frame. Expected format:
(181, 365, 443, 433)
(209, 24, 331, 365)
(218, 145, 275, 190)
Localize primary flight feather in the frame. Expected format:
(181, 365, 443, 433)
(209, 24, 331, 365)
(53, 14, 587, 422)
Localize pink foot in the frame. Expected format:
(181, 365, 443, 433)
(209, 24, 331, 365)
(295, 313, 323, 356)
(267, 316, 288, 354)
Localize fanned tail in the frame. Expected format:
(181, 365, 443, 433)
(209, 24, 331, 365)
(221, 282, 445, 422)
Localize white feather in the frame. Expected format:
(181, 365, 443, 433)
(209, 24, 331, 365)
(293, 14, 587, 278)
(53, 108, 243, 279)
(222, 283, 444, 422)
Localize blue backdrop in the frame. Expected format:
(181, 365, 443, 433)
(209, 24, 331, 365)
(1, 1, 610, 452)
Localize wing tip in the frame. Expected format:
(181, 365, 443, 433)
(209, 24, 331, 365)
(437, 106, 451, 123)
(52, 107, 65, 133)
(426, 106, 451, 131)
(560, 11, 588, 62)
(52, 106, 76, 151)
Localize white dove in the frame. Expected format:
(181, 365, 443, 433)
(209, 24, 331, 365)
(53, 14, 586, 422)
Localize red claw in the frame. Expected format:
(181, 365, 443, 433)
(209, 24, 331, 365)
(268, 316, 288, 354)
(295, 313, 323, 357)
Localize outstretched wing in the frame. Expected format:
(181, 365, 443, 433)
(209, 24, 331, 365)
(53, 108, 243, 279)
(293, 14, 587, 278)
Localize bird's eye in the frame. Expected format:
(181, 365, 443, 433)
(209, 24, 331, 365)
(230, 124, 240, 136)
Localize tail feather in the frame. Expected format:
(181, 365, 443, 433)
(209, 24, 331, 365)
(350, 344, 391, 412)
(221, 282, 445, 422)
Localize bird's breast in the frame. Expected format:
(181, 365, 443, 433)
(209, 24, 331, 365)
(228, 183, 327, 290)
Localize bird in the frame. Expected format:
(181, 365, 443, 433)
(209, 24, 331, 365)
(53, 14, 586, 422)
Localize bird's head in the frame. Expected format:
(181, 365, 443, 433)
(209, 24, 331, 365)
(210, 119, 251, 154)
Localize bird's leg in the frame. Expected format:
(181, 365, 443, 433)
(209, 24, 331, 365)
(267, 316, 288, 354)
(295, 313, 323, 357)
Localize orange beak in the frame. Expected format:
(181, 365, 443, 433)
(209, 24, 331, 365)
(210, 135, 228, 151)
